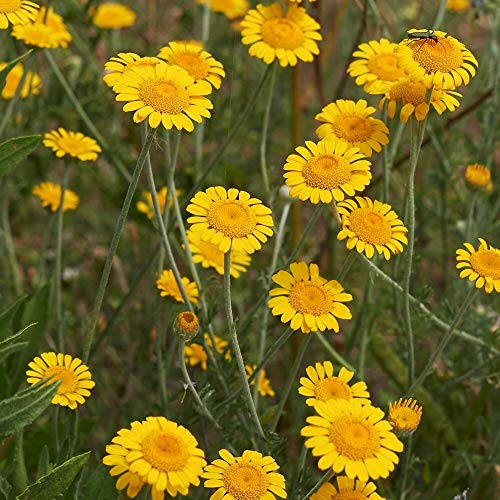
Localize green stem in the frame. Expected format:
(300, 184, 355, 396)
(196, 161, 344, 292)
(398, 434, 414, 500)
(407, 286, 479, 395)
(270, 334, 312, 433)
(301, 469, 335, 500)
(13, 430, 28, 494)
(44, 50, 132, 183)
(337, 251, 356, 282)
(432, 0, 448, 29)
(314, 332, 356, 371)
(83, 128, 156, 362)
(224, 250, 266, 441)
(259, 62, 277, 200)
(465, 191, 478, 242)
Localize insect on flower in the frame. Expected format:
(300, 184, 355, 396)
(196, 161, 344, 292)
(406, 29, 439, 43)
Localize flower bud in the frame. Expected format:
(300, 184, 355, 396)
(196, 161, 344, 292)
(174, 311, 199, 340)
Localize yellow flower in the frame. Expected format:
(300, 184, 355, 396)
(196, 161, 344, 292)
(0, 0, 39, 30)
(185, 333, 230, 370)
(302, 399, 404, 481)
(26, 352, 95, 409)
(299, 361, 370, 407)
(12, 7, 72, 48)
(103, 53, 162, 90)
(446, 0, 471, 12)
(187, 186, 274, 254)
(246, 365, 275, 397)
(203, 449, 287, 499)
(464, 163, 492, 191)
(158, 42, 225, 90)
(187, 228, 251, 278)
(456, 238, 500, 294)
(337, 197, 408, 260)
(43, 128, 101, 161)
(241, 3, 322, 67)
(396, 29, 478, 88)
(268, 262, 353, 334)
(0, 62, 41, 99)
(174, 311, 199, 340)
(197, 0, 250, 20)
(32, 182, 79, 212)
(283, 138, 372, 204)
(347, 38, 406, 92)
(92, 2, 136, 29)
(156, 269, 199, 304)
(115, 62, 213, 132)
(371, 77, 462, 123)
(388, 398, 422, 433)
(136, 186, 178, 219)
(103, 416, 206, 498)
(311, 477, 384, 500)
(315, 100, 389, 157)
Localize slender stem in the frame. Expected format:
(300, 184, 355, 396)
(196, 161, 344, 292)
(301, 469, 335, 500)
(398, 434, 414, 500)
(83, 128, 156, 362)
(44, 50, 132, 183)
(260, 62, 277, 200)
(465, 191, 478, 242)
(432, 0, 448, 29)
(224, 250, 266, 441)
(286, 204, 323, 264)
(54, 164, 69, 351)
(270, 334, 312, 432)
(337, 251, 356, 282)
(314, 332, 355, 371)
(407, 286, 479, 395)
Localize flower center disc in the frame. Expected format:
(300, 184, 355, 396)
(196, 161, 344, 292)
(348, 208, 393, 245)
(260, 18, 304, 50)
(391, 408, 420, 429)
(303, 154, 353, 189)
(45, 367, 78, 394)
(207, 200, 257, 238)
(315, 377, 352, 401)
(289, 281, 331, 316)
(389, 81, 426, 106)
(333, 115, 373, 142)
(329, 417, 380, 460)
(169, 52, 210, 80)
(0, 0, 21, 13)
(367, 53, 405, 81)
(470, 250, 500, 279)
(410, 37, 463, 73)
(142, 431, 188, 472)
(223, 463, 268, 500)
(139, 79, 190, 114)
(58, 137, 88, 155)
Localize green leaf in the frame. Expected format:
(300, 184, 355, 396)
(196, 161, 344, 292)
(0, 50, 33, 92)
(17, 452, 90, 500)
(0, 381, 59, 440)
(79, 464, 118, 500)
(0, 295, 28, 335)
(0, 342, 28, 364)
(36, 446, 51, 480)
(0, 474, 12, 500)
(0, 322, 36, 349)
(0, 135, 42, 179)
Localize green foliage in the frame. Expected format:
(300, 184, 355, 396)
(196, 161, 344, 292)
(0, 135, 42, 179)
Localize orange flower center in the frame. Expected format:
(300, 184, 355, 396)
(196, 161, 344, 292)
(207, 200, 257, 239)
(260, 17, 304, 50)
(314, 377, 352, 401)
(0, 0, 21, 13)
(333, 115, 373, 142)
(329, 417, 380, 460)
(139, 78, 190, 114)
(223, 463, 268, 500)
(303, 154, 353, 190)
(141, 430, 189, 472)
(367, 53, 405, 81)
(469, 250, 500, 280)
(45, 367, 78, 395)
(168, 52, 211, 81)
(410, 37, 464, 73)
(389, 80, 426, 106)
(289, 281, 331, 316)
(348, 208, 393, 245)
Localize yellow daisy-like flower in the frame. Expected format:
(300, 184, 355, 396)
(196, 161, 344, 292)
(187, 228, 251, 278)
(156, 269, 199, 304)
(337, 197, 408, 260)
(446, 0, 471, 12)
(92, 2, 136, 29)
(115, 62, 213, 132)
(241, 3, 322, 67)
(185, 333, 230, 370)
(464, 163, 492, 191)
(299, 361, 370, 407)
(371, 77, 462, 123)
(203, 449, 287, 499)
(136, 186, 178, 219)
(197, 0, 250, 20)
(302, 399, 404, 481)
(187, 186, 274, 254)
(0, 0, 39, 29)
(0, 62, 41, 99)
(246, 365, 275, 397)
(103, 53, 162, 90)
(456, 238, 500, 294)
(288, 0, 317, 3)
(158, 42, 225, 91)
(103, 416, 206, 499)
(388, 398, 422, 433)
(26, 352, 95, 409)
(268, 262, 353, 334)
(283, 138, 372, 204)
(311, 477, 384, 500)
(315, 100, 389, 158)
(43, 128, 102, 162)
(32, 182, 79, 212)
(12, 7, 72, 49)
(396, 29, 478, 88)
(347, 38, 406, 92)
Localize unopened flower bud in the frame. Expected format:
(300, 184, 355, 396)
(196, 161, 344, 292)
(174, 311, 199, 340)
